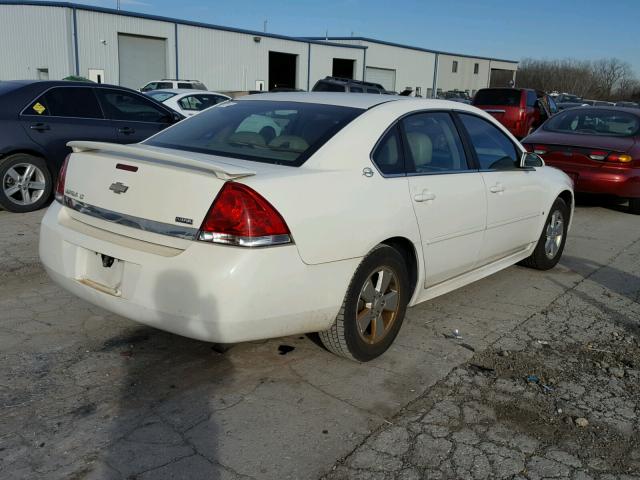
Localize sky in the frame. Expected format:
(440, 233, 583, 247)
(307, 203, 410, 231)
(39, 0, 640, 72)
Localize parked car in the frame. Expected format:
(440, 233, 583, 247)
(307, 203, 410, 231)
(0, 80, 183, 212)
(554, 93, 586, 110)
(140, 79, 207, 92)
(615, 101, 639, 109)
(523, 107, 640, 214)
(312, 76, 389, 94)
(472, 88, 555, 138)
(40, 92, 573, 361)
(146, 89, 231, 117)
(439, 90, 471, 104)
(582, 100, 615, 107)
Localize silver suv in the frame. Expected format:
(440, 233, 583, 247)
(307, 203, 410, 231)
(140, 79, 207, 92)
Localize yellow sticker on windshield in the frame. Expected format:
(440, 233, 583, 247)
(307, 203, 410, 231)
(32, 102, 46, 114)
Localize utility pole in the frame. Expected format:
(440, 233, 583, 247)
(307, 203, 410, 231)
(263, 20, 267, 33)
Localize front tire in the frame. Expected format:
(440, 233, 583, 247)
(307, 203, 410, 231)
(520, 197, 569, 270)
(0, 154, 52, 213)
(319, 245, 410, 362)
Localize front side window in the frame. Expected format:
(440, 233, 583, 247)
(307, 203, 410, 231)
(147, 91, 177, 102)
(141, 82, 157, 92)
(24, 87, 103, 118)
(371, 125, 404, 175)
(146, 100, 363, 166)
(544, 109, 639, 137)
(402, 112, 469, 173)
(96, 89, 170, 123)
(459, 113, 519, 170)
(178, 94, 218, 111)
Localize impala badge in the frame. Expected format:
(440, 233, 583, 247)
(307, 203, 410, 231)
(109, 182, 129, 194)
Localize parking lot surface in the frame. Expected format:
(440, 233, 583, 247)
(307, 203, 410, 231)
(1, 202, 639, 480)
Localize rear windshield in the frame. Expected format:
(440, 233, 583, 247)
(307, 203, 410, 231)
(473, 89, 521, 106)
(145, 100, 363, 166)
(147, 91, 177, 102)
(544, 109, 640, 137)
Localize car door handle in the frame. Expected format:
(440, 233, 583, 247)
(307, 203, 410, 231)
(413, 191, 436, 202)
(29, 123, 50, 131)
(489, 183, 505, 194)
(118, 127, 136, 135)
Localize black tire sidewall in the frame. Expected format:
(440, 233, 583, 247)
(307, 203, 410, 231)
(0, 154, 52, 213)
(343, 246, 410, 362)
(533, 198, 569, 269)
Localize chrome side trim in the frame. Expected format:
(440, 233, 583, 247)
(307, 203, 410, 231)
(484, 109, 506, 113)
(62, 197, 198, 240)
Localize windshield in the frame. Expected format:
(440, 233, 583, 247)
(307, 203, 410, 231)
(544, 109, 640, 137)
(473, 89, 520, 106)
(147, 91, 177, 102)
(145, 100, 363, 166)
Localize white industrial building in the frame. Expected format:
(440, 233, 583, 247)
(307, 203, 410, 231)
(0, 1, 518, 97)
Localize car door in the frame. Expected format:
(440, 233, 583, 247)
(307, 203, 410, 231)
(95, 88, 174, 143)
(20, 86, 112, 169)
(457, 112, 545, 264)
(398, 112, 487, 286)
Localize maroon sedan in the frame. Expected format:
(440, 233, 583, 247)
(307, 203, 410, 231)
(523, 107, 640, 214)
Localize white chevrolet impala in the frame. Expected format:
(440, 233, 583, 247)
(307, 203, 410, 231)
(40, 93, 573, 361)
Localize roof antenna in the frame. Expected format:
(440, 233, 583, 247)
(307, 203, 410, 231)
(325, 29, 328, 40)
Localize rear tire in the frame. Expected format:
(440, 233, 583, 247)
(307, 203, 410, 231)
(520, 197, 569, 270)
(319, 245, 410, 362)
(629, 198, 640, 215)
(0, 154, 52, 213)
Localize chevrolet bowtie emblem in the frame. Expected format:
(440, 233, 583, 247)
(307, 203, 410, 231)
(109, 182, 129, 194)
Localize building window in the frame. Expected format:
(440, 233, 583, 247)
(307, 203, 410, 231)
(37, 68, 49, 80)
(474, 63, 479, 74)
(452, 61, 458, 73)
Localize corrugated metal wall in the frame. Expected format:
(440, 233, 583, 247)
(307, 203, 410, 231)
(0, 4, 74, 80)
(178, 26, 309, 92)
(76, 10, 176, 87)
(436, 54, 491, 94)
(308, 43, 364, 89)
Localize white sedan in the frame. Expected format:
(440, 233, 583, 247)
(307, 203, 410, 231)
(39, 93, 573, 361)
(146, 89, 230, 117)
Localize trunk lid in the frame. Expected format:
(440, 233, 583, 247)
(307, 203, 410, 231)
(62, 141, 256, 244)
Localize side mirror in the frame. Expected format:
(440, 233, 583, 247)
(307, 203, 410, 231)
(521, 152, 544, 168)
(172, 112, 184, 123)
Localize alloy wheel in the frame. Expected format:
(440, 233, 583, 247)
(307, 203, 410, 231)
(544, 209, 564, 259)
(2, 163, 47, 206)
(356, 267, 401, 345)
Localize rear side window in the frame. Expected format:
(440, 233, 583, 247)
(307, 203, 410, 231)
(459, 114, 519, 170)
(402, 112, 469, 173)
(25, 87, 103, 119)
(177, 83, 194, 89)
(372, 126, 404, 175)
(366, 88, 380, 94)
(526, 91, 538, 107)
(178, 95, 218, 111)
(313, 81, 345, 92)
(96, 89, 170, 123)
(473, 89, 521, 106)
(148, 91, 177, 102)
(193, 82, 207, 90)
(544, 109, 640, 137)
(157, 82, 173, 89)
(146, 100, 363, 166)
(350, 86, 363, 93)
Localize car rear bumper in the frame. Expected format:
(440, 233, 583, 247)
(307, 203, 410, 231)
(39, 202, 359, 343)
(546, 164, 640, 198)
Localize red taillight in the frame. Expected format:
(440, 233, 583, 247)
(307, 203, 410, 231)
(533, 144, 548, 155)
(606, 153, 633, 163)
(55, 154, 70, 203)
(198, 182, 291, 247)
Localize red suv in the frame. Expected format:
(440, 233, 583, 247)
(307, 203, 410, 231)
(472, 88, 557, 139)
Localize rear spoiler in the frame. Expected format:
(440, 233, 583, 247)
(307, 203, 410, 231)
(67, 141, 256, 180)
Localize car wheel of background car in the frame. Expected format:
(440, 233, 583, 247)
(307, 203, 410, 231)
(319, 244, 410, 362)
(0, 153, 52, 213)
(629, 198, 640, 215)
(519, 197, 569, 270)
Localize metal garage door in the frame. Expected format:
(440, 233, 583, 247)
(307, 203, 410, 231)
(365, 67, 396, 91)
(118, 34, 167, 89)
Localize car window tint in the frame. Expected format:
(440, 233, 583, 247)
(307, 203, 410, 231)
(148, 91, 177, 102)
(372, 125, 404, 175)
(350, 86, 363, 93)
(473, 89, 521, 106)
(96, 89, 169, 123)
(178, 95, 217, 111)
(24, 95, 50, 116)
(313, 81, 344, 92)
(157, 82, 173, 89)
(194, 83, 207, 90)
(33, 87, 103, 119)
(548, 96, 558, 114)
(177, 83, 193, 89)
(214, 95, 229, 104)
(141, 82, 156, 92)
(366, 88, 379, 94)
(459, 114, 519, 170)
(402, 112, 468, 173)
(526, 91, 538, 107)
(146, 100, 362, 166)
(544, 109, 639, 137)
